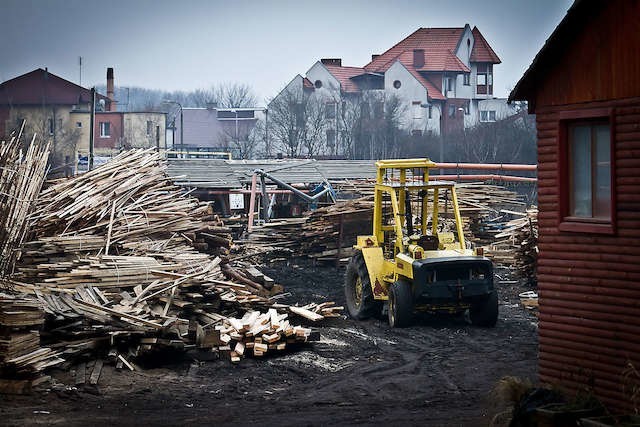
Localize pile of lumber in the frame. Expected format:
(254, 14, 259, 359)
(0, 293, 62, 394)
(491, 207, 538, 284)
(248, 183, 527, 264)
(0, 149, 342, 386)
(0, 123, 50, 277)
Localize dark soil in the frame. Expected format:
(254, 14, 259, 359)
(0, 260, 538, 426)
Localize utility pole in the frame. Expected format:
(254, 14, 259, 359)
(89, 87, 96, 171)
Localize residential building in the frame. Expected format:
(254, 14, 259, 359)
(169, 106, 265, 159)
(0, 67, 166, 174)
(509, 0, 640, 413)
(269, 24, 516, 158)
(0, 68, 111, 175)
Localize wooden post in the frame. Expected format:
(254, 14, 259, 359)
(247, 173, 258, 233)
(336, 213, 344, 268)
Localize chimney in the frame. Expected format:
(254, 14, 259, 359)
(321, 58, 342, 67)
(413, 49, 425, 68)
(371, 54, 380, 61)
(106, 67, 116, 112)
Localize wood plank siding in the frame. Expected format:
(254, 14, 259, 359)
(510, 0, 640, 412)
(536, 98, 640, 411)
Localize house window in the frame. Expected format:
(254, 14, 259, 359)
(413, 102, 422, 120)
(464, 100, 470, 115)
(489, 110, 496, 121)
(100, 122, 111, 138)
(48, 118, 54, 135)
(448, 105, 456, 118)
(294, 103, 304, 127)
(314, 80, 323, 89)
(463, 73, 470, 86)
(146, 120, 153, 136)
(325, 102, 336, 119)
(373, 102, 384, 119)
(326, 129, 336, 147)
(428, 105, 432, 119)
(476, 64, 493, 95)
(393, 80, 401, 89)
(76, 122, 82, 128)
(559, 111, 614, 234)
(360, 103, 370, 120)
(480, 111, 488, 122)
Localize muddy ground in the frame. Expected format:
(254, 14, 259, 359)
(0, 259, 538, 426)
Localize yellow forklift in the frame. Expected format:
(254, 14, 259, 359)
(344, 158, 498, 327)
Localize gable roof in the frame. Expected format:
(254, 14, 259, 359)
(323, 64, 366, 93)
(396, 61, 446, 101)
(509, 0, 603, 103)
(0, 68, 108, 106)
(470, 27, 501, 63)
(365, 26, 499, 74)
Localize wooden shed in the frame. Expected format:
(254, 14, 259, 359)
(509, 0, 640, 412)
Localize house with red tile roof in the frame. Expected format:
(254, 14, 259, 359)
(269, 24, 516, 158)
(0, 68, 166, 175)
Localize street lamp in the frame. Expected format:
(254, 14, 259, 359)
(163, 100, 183, 156)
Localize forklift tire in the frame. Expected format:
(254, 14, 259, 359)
(388, 280, 413, 328)
(469, 291, 499, 327)
(344, 253, 382, 320)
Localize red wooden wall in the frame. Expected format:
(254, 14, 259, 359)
(526, 0, 640, 412)
(536, 98, 640, 411)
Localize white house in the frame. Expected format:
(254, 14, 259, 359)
(271, 24, 516, 148)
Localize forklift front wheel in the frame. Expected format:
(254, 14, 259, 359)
(344, 253, 381, 320)
(388, 280, 413, 328)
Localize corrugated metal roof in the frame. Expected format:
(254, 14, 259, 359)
(167, 158, 379, 188)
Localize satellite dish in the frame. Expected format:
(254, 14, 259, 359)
(98, 99, 106, 111)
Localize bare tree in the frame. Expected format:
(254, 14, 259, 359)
(214, 83, 257, 108)
(267, 90, 306, 157)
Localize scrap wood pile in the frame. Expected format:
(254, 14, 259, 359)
(0, 123, 50, 276)
(248, 183, 529, 264)
(247, 198, 374, 262)
(0, 293, 60, 394)
(488, 206, 539, 285)
(0, 147, 342, 393)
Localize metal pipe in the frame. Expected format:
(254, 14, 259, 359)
(429, 174, 537, 183)
(253, 169, 331, 203)
(434, 162, 537, 171)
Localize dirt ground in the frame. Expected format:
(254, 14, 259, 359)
(0, 259, 538, 426)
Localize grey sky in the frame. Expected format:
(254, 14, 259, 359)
(0, 0, 573, 105)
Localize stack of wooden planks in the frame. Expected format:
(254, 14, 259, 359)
(491, 206, 538, 284)
(0, 123, 50, 277)
(248, 183, 528, 264)
(1, 149, 342, 381)
(0, 293, 62, 394)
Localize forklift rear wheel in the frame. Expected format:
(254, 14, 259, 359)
(388, 280, 413, 328)
(344, 253, 382, 320)
(469, 291, 499, 327)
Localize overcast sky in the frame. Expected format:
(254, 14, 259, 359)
(0, 0, 573, 105)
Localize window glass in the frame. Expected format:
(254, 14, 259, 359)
(477, 75, 486, 86)
(594, 124, 611, 219)
(489, 110, 496, 121)
(480, 111, 488, 121)
(570, 125, 592, 217)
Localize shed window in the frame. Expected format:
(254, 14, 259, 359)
(568, 122, 611, 219)
(146, 120, 153, 136)
(559, 110, 614, 234)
